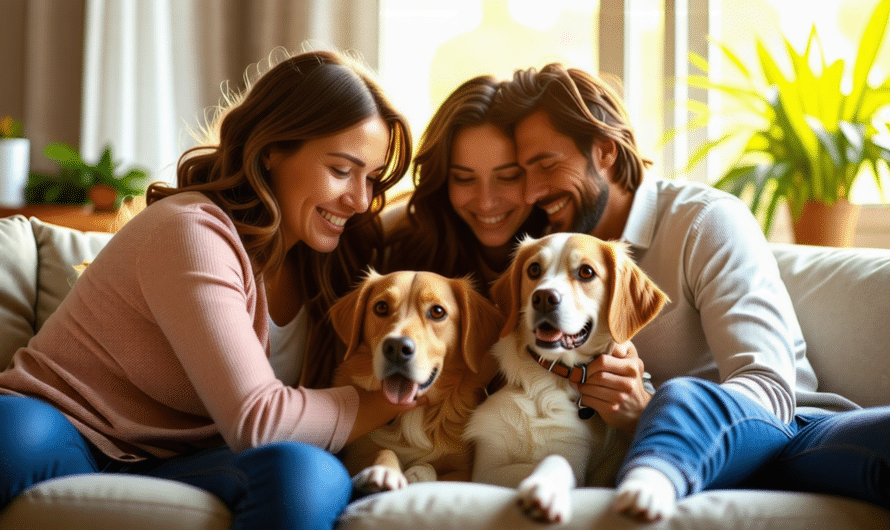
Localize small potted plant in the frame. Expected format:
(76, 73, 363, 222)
(0, 116, 30, 208)
(678, 0, 890, 246)
(33, 142, 149, 211)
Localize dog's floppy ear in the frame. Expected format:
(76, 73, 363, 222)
(602, 242, 668, 343)
(329, 269, 381, 359)
(449, 277, 504, 374)
(490, 236, 539, 338)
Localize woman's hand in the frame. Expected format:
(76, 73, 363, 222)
(573, 341, 651, 433)
(346, 388, 428, 445)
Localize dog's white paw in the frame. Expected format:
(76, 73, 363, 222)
(404, 463, 437, 484)
(614, 467, 677, 522)
(352, 465, 408, 493)
(516, 475, 573, 524)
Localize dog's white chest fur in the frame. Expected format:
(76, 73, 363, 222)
(465, 332, 625, 488)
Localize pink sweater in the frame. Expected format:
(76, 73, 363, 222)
(0, 192, 359, 461)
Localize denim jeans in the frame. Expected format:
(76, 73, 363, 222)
(619, 377, 890, 508)
(0, 395, 352, 530)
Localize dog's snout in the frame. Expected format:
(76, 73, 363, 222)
(532, 288, 561, 314)
(383, 336, 416, 364)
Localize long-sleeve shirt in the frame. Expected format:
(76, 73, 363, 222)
(624, 178, 858, 423)
(0, 191, 358, 461)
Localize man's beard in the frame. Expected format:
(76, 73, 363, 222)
(571, 167, 610, 234)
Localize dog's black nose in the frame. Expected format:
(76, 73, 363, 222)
(532, 288, 561, 314)
(383, 336, 416, 364)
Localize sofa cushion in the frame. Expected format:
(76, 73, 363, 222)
(339, 482, 890, 530)
(30, 217, 113, 330)
(0, 474, 231, 530)
(0, 216, 38, 368)
(0, 216, 113, 369)
(771, 244, 890, 408)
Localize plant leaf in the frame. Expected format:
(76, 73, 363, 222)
(685, 131, 739, 172)
(784, 33, 821, 121)
(758, 40, 820, 164)
(43, 143, 83, 170)
(839, 121, 865, 165)
(845, 0, 890, 120)
(857, 86, 890, 120)
(689, 51, 710, 74)
(818, 59, 846, 122)
(715, 39, 754, 81)
(806, 115, 843, 169)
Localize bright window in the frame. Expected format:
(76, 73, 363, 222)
(379, 0, 889, 205)
(379, 0, 599, 195)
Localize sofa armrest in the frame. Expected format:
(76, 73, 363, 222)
(772, 243, 890, 407)
(0, 216, 113, 369)
(0, 216, 39, 367)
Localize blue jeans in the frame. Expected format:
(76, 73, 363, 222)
(0, 395, 352, 530)
(619, 377, 890, 508)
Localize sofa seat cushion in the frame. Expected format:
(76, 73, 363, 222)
(339, 482, 890, 530)
(0, 474, 231, 530)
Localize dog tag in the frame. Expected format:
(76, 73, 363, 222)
(576, 397, 596, 419)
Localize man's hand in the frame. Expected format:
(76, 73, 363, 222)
(573, 341, 651, 433)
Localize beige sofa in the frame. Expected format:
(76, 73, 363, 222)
(0, 213, 888, 530)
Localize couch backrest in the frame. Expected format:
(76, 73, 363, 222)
(772, 243, 890, 408)
(0, 216, 112, 367)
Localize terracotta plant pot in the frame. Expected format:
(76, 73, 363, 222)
(88, 183, 119, 212)
(791, 199, 861, 247)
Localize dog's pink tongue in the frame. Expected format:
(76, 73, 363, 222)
(535, 326, 565, 343)
(382, 375, 419, 405)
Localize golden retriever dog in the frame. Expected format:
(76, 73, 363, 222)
(330, 269, 503, 493)
(464, 233, 667, 523)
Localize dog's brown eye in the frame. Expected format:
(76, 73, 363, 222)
(527, 262, 542, 279)
(373, 300, 389, 316)
(578, 264, 596, 281)
(428, 305, 447, 321)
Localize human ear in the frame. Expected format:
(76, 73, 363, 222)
(262, 148, 284, 172)
(591, 139, 618, 174)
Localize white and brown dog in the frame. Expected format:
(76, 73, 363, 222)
(464, 233, 667, 523)
(331, 270, 503, 493)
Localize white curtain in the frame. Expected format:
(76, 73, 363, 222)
(80, 0, 380, 187)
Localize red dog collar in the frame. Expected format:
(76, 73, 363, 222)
(526, 346, 596, 384)
(526, 346, 600, 419)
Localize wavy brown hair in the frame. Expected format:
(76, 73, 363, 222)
(147, 49, 412, 388)
(383, 75, 545, 289)
(491, 62, 651, 194)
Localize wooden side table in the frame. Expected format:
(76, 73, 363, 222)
(0, 199, 145, 233)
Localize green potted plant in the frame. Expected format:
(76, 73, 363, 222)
(0, 115, 30, 208)
(678, 0, 890, 246)
(29, 142, 149, 211)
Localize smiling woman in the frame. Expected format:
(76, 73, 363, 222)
(0, 49, 417, 530)
(447, 123, 532, 250)
(382, 74, 548, 290)
(264, 116, 391, 254)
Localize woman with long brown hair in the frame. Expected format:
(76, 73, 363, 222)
(384, 74, 546, 289)
(0, 49, 415, 530)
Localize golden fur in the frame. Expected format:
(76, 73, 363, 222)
(331, 270, 502, 491)
(465, 233, 667, 523)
